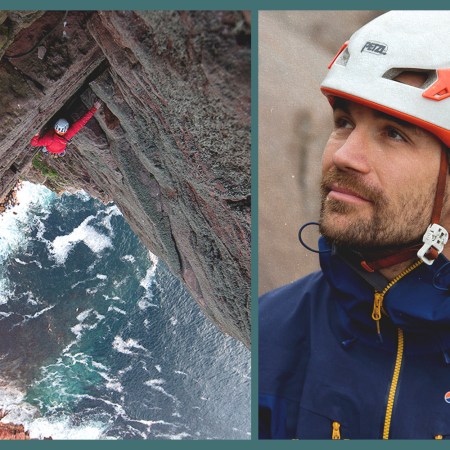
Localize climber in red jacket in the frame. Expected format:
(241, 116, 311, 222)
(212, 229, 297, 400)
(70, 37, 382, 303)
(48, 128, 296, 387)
(30, 100, 101, 157)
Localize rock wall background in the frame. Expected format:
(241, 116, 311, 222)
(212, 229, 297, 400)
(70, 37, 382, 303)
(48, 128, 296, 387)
(258, 10, 383, 296)
(0, 11, 250, 347)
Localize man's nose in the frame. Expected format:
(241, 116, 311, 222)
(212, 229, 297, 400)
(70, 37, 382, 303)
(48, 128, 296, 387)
(332, 126, 371, 174)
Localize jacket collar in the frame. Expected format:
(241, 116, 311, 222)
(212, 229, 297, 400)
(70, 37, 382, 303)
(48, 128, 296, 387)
(318, 236, 450, 358)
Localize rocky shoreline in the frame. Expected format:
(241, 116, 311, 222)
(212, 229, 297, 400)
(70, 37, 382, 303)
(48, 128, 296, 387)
(0, 180, 21, 214)
(0, 410, 51, 440)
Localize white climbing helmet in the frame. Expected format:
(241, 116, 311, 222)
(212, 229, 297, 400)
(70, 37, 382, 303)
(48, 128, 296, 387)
(321, 10, 450, 146)
(54, 118, 69, 134)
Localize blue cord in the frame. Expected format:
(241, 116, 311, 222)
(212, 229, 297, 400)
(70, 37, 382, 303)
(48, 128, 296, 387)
(298, 222, 331, 254)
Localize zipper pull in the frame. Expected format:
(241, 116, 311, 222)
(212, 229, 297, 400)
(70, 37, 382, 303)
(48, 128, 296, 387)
(332, 421, 341, 440)
(372, 291, 383, 321)
(372, 292, 384, 341)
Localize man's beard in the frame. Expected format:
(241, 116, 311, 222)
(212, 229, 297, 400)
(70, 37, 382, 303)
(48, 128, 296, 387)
(319, 168, 434, 254)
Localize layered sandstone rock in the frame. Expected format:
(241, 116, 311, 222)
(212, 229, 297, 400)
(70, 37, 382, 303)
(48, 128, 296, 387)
(0, 10, 250, 353)
(0, 422, 29, 440)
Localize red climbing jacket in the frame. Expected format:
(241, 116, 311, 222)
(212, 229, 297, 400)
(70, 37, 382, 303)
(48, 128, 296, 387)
(30, 106, 98, 154)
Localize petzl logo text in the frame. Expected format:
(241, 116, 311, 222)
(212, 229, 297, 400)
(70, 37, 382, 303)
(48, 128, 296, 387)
(361, 41, 388, 55)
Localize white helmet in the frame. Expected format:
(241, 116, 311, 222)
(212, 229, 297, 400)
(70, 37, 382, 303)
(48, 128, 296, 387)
(321, 11, 450, 146)
(54, 118, 69, 134)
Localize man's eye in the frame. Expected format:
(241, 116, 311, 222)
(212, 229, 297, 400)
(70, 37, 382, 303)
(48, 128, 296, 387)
(386, 126, 406, 141)
(334, 117, 353, 129)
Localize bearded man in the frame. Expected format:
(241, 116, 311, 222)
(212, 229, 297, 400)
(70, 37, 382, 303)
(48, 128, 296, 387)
(259, 11, 450, 440)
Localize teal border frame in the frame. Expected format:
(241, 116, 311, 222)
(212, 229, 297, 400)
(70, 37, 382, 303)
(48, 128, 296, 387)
(251, 7, 259, 444)
(2, 1, 450, 448)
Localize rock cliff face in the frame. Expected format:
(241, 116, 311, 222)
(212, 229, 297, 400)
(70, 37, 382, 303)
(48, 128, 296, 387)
(0, 10, 251, 353)
(0, 422, 29, 440)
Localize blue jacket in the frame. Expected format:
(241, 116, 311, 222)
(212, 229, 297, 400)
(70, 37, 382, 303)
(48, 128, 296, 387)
(259, 237, 450, 439)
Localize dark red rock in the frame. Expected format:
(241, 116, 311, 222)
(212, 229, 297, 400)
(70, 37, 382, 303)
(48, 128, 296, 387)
(0, 11, 251, 349)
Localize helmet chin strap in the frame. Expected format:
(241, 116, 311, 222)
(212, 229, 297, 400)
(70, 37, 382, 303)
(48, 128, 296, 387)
(361, 148, 449, 272)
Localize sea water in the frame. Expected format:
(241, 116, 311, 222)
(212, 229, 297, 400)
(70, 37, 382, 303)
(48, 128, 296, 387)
(0, 182, 250, 440)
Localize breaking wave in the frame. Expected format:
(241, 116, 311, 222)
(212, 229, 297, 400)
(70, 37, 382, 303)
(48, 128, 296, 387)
(0, 182, 250, 439)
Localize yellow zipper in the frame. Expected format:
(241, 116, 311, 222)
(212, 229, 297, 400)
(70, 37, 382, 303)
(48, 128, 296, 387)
(332, 421, 341, 440)
(383, 328, 404, 439)
(372, 260, 423, 338)
(370, 260, 423, 439)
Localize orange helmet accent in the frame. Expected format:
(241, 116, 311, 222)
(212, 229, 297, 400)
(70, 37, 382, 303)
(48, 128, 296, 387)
(423, 69, 450, 102)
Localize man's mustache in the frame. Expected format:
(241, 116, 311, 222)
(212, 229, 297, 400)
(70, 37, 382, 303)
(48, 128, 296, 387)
(321, 169, 382, 204)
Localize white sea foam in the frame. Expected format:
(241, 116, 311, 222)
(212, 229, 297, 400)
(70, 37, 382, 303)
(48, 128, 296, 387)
(155, 365, 161, 373)
(0, 182, 54, 264)
(105, 379, 123, 392)
(113, 277, 129, 288)
(50, 215, 113, 265)
(73, 190, 91, 202)
(101, 205, 122, 234)
(144, 379, 178, 403)
(103, 295, 122, 302)
(27, 417, 109, 440)
(24, 291, 40, 306)
(0, 382, 41, 430)
(139, 267, 156, 290)
(121, 255, 135, 263)
(63, 309, 105, 354)
(139, 252, 159, 290)
(86, 261, 99, 273)
(169, 317, 178, 326)
(137, 299, 158, 310)
(9, 303, 55, 330)
(105, 205, 121, 216)
(126, 419, 176, 438)
(70, 352, 91, 365)
(136, 253, 159, 308)
(82, 393, 127, 417)
(148, 251, 158, 265)
(0, 383, 26, 411)
(22, 304, 55, 321)
(0, 279, 13, 305)
(92, 361, 109, 371)
(108, 306, 126, 315)
(145, 378, 165, 386)
(28, 259, 43, 269)
(153, 431, 191, 440)
(76, 309, 92, 322)
(118, 365, 133, 376)
(14, 258, 27, 265)
(97, 369, 123, 393)
(71, 274, 105, 291)
(112, 336, 149, 355)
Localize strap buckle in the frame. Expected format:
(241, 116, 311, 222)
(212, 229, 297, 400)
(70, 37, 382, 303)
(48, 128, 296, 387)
(417, 223, 449, 265)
